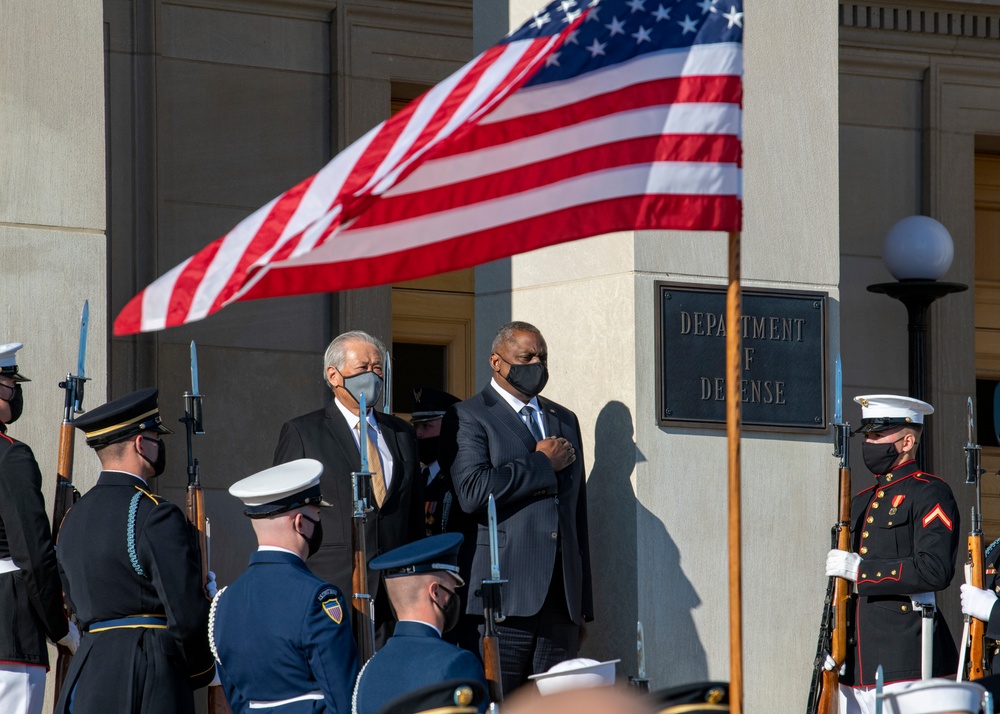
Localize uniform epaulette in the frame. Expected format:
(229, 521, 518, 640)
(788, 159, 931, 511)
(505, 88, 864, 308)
(134, 486, 162, 504)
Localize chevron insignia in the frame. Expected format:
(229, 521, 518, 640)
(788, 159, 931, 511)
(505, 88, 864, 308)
(922, 504, 953, 530)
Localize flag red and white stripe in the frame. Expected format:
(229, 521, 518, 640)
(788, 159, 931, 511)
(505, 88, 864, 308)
(114, 0, 743, 335)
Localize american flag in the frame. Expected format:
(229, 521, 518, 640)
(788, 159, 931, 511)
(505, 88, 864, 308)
(114, 0, 743, 335)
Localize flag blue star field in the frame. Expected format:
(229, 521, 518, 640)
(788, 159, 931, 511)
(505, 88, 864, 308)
(116, 0, 743, 334)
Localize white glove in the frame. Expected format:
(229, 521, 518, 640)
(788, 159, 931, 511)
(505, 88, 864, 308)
(205, 571, 218, 599)
(56, 620, 80, 655)
(822, 653, 846, 676)
(826, 549, 861, 582)
(961, 583, 998, 622)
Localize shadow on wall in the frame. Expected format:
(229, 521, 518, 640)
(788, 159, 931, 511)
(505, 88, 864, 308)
(585, 400, 708, 686)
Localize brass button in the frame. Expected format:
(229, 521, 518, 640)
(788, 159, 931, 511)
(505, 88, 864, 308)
(861, 573, 867, 579)
(892, 570, 897, 575)
(878, 490, 885, 498)
(901, 605, 908, 612)
(862, 531, 869, 538)
(877, 572, 882, 577)
(886, 474, 893, 481)
(887, 521, 893, 526)
(861, 547, 868, 554)
(872, 502, 879, 509)
(867, 516, 874, 524)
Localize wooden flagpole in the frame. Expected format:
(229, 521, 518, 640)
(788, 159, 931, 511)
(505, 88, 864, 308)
(727, 230, 743, 714)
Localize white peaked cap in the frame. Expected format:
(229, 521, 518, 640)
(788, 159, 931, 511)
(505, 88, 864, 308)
(882, 678, 985, 714)
(854, 394, 934, 431)
(528, 658, 619, 696)
(229, 458, 329, 517)
(0, 343, 29, 382)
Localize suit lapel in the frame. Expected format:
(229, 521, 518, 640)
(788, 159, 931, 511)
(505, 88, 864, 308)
(538, 397, 566, 440)
(323, 400, 361, 469)
(483, 386, 537, 452)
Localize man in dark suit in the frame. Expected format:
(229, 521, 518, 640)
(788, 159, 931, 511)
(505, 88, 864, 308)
(274, 331, 423, 646)
(56, 388, 216, 714)
(353, 533, 487, 714)
(440, 321, 593, 695)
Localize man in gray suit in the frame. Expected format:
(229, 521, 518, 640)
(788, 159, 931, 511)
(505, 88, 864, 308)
(440, 321, 593, 695)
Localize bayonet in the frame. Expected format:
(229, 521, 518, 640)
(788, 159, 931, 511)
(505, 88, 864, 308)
(875, 665, 883, 714)
(488, 494, 501, 582)
(629, 620, 650, 692)
(382, 350, 392, 414)
(74, 301, 89, 412)
(359, 391, 369, 474)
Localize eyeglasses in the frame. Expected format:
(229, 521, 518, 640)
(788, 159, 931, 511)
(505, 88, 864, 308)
(0, 383, 15, 401)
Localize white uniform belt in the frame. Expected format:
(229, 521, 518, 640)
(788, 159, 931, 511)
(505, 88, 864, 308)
(248, 692, 324, 709)
(910, 592, 936, 609)
(0, 557, 20, 574)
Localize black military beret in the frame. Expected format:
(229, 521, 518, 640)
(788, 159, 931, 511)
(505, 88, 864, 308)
(72, 387, 173, 447)
(377, 679, 486, 714)
(649, 681, 729, 713)
(410, 386, 460, 424)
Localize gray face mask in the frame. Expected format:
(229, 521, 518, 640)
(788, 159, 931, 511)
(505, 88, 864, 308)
(341, 371, 384, 409)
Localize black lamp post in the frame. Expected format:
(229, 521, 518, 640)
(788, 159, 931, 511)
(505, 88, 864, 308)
(866, 216, 967, 471)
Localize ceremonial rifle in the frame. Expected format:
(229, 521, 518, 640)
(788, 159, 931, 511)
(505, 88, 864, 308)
(180, 342, 232, 714)
(808, 357, 851, 714)
(351, 391, 377, 662)
(479, 494, 506, 706)
(52, 301, 89, 705)
(964, 396, 987, 680)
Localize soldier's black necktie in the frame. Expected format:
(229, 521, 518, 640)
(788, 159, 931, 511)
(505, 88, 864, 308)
(520, 405, 544, 442)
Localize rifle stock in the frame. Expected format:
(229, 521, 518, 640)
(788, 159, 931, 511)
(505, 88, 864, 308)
(968, 528, 986, 680)
(810, 421, 851, 714)
(352, 472, 376, 662)
(52, 373, 85, 706)
(482, 634, 502, 703)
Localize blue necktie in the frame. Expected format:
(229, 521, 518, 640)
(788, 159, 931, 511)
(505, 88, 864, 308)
(520, 405, 544, 442)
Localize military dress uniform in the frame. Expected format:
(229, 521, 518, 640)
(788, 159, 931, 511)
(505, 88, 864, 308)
(0, 344, 69, 714)
(211, 459, 359, 714)
(353, 534, 487, 714)
(844, 458, 960, 686)
(828, 394, 963, 701)
(55, 389, 215, 714)
(410, 387, 461, 538)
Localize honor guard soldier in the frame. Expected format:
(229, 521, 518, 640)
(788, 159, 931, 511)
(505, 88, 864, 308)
(376, 679, 487, 714)
(353, 534, 487, 714)
(0, 343, 77, 714)
(211, 458, 359, 713)
(55, 388, 216, 714)
(825, 395, 961, 714)
(410, 387, 461, 537)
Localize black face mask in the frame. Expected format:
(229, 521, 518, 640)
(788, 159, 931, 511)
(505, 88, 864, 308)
(299, 514, 324, 558)
(433, 584, 462, 633)
(862, 437, 903, 475)
(7, 384, 23, 424)
(497, 356, 548, 397)
(418, 436, 440, 465)
(140, 437, 166, 478)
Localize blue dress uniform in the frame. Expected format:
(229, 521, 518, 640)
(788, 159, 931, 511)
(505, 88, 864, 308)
(55, 389, 215, 714)
(353, 534, 487, 714)
(211, 459, 359, 714)
(842, 396, 961, 688)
